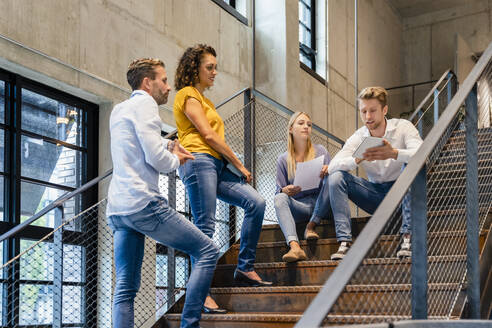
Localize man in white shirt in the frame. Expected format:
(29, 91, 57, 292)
(106, 58, 219, 328)
(328, 86, 423, 260)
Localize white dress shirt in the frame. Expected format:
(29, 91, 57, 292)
(328, 118, 423, 183)
(106, 90, 179, 216)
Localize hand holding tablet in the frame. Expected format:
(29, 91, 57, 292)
(352, 137, 384, 158)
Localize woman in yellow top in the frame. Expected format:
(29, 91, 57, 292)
(173, 44, 271, 313)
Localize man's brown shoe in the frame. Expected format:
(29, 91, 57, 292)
(282, 248, 307, 262)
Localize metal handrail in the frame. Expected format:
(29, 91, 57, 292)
(408, 69, 455, 122)
(295, 40, 492, 327)
(0, 169, 113, 243)
(252, 89, 345, 145)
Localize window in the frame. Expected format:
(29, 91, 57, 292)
(211, 0, 248, 25)
(0, 69, 98, 327)
(299, 0, 316, 70)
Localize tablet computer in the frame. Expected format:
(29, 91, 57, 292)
(352, 137, 384, 158)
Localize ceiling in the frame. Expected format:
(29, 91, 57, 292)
(388, 0, 474, 18)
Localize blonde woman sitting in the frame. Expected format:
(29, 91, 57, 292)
(274, 112, 332, 262)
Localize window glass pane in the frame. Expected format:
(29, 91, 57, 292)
(20, 239, 53, 281)
(0, 80, 4, 124)
(300, 53, 313, 69)
(20, 182, 81, 228)
(175, 256, 189, 288)
(20, 284, 53, 325)
(301, 27, 311, 48)
(156, 254, 168, 287)
(21, 134, 83, 188)
(0, 176, 4, 222)
(0, 129, 4, 172)
(21, 88, 85, 147)
(176, 178, 186, 212)
(63, 285, 82, 324)
(299, 2, 311, 28)
(63, 244, 83, 282)
(20, 240, 83, 282)
(159, 174, 169, 196)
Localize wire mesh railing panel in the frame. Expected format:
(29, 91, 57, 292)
(1, 199, 111, 328)
(322, 61, 492, 325)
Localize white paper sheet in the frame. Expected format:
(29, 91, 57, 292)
(293, 155, 324, 191)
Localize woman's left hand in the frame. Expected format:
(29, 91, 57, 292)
(319, 165, 329, 178)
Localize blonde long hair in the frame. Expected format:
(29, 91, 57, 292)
(287, 112, 315, 180)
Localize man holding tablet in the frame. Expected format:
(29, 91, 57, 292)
(328, 86, 423, 260)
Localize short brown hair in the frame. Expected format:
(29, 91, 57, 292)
(358, 86, 388, 108)
(126, 58, 165, 91)
(175, 44, 217, 91)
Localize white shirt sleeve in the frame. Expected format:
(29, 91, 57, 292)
(133, 97, 180, 173)
(328, 133, 361, 174)
(395, 121, 423, 163)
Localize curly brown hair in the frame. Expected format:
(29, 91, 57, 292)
(175, 44, 217, 91)
(126, 58, 165, 91)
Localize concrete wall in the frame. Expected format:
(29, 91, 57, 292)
(0, 0, 253, 178)
(402, 0, 492, 85)
(255, 0, 404, 141)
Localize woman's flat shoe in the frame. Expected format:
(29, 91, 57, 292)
(233, 270, 272, 287)
(203, 306, 227, 314)
(282, 248, 307, 262)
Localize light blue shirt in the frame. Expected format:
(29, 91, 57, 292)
(106, 90, 179, 216)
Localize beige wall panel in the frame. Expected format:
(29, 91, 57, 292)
(403, 25, 432, 84)
(431, 12, 490, 79)
(0, 0, 81, 67)
(328, 0, 348, 77)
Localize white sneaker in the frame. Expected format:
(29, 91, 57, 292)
(397, 235, 411, 259)
(331, 241, 350, 260)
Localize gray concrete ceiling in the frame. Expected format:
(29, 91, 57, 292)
(389, 0, 473, 18)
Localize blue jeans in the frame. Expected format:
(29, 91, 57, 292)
(107, 196, 219, 328)
(274, 175, 332, 245)
(178, 153, 266, 272)
(329, 170, 411, 242)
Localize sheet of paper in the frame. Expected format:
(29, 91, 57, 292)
(293, 155, 324, 191)
(352, 136, 384, 158)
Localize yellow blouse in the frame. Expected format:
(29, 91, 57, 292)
(173, 86, 224, 159)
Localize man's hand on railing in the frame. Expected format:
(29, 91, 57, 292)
(172, 140, 195, 164)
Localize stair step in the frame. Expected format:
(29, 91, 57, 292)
(321, 314, 457, 326)
(211, 255, 467, 287)
(258, 217, 370, 243)
(164, 313, 302, 328)
(430, 159, 492, 172)
(220, 231, 487, 264)
(428, 166, 492, 180)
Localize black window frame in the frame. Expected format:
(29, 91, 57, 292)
(211, 0, 248, 25)
(0, 68, 99, 327)
(299, 0, 317, 71)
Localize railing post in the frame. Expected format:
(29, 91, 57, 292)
(53, 206, 64, 328)
(228, 206, 236, 248)
(411, 165, 428, 319)
(167, 172, 176, 307)
(243, 89, 255, 187)
(465, 84, 480, 318)
(447, 73, 453, 105)
(433, 89, 439, 125)
(417, 111, 423, 136)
